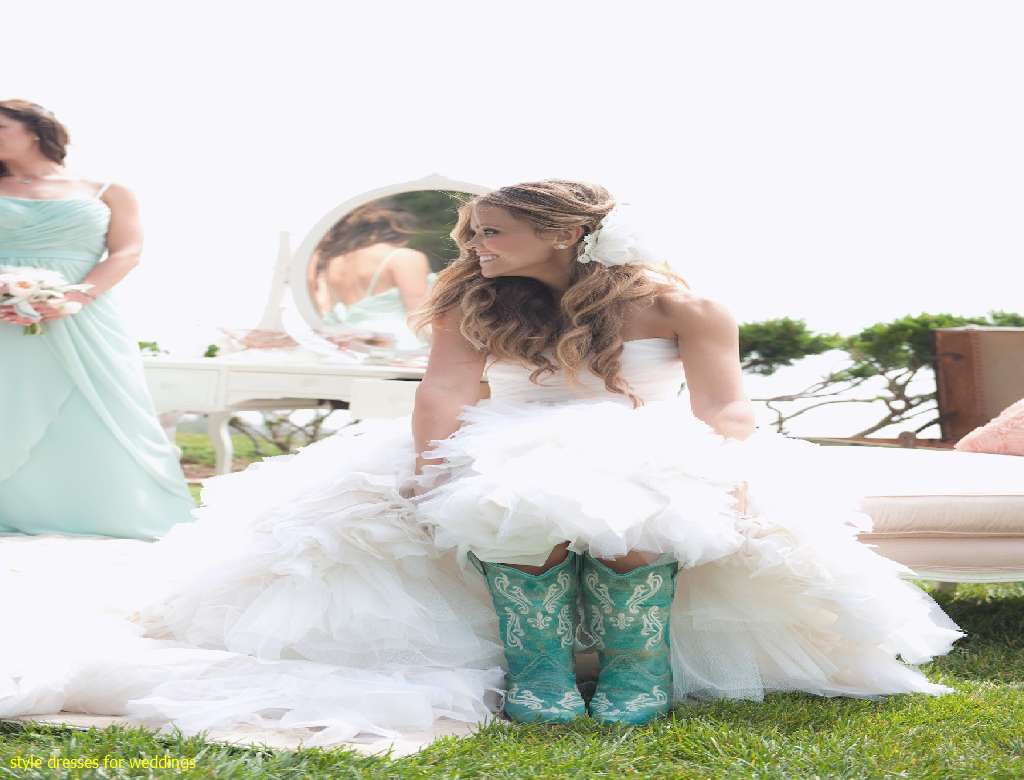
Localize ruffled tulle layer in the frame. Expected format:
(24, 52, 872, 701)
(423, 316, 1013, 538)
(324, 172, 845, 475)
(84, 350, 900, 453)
(416, 398, 963, 699)
(0, 398, 962, 744)
(0, 420, 504, 745)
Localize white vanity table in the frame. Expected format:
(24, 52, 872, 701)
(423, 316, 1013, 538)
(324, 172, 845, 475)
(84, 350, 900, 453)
(142, 174, 489, 474)
(143, 355, 425, 475)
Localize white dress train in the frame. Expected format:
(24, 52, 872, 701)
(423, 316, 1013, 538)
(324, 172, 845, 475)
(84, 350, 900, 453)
(0, 338, 963, 745)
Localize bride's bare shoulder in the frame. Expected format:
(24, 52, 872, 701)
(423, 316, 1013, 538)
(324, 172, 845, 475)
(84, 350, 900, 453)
(653, 286, 738, 342)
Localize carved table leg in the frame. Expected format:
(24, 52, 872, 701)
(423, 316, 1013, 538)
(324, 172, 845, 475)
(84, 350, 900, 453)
(207, 411, 234, 476)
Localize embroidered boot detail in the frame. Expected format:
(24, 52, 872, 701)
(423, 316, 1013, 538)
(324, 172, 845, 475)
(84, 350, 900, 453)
(581, 555, 678, 725)
(479, 554, 586, 723)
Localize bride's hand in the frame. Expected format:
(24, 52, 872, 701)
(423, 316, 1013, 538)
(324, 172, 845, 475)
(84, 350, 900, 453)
(402, 462, 449, 499)
(730, 481, 749, 515)
(400, 480, 427, 500)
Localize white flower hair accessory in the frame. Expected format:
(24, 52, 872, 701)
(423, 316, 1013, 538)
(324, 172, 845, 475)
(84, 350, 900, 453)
(576, 203, 652, 267)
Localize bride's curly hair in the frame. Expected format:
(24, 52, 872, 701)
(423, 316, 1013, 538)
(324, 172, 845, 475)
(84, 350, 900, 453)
(409, 180, 690, 406)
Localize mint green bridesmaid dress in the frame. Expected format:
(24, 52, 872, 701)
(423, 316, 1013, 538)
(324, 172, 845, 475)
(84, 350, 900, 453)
(0, 185, 195, 538)
(323, 247, 438, 329)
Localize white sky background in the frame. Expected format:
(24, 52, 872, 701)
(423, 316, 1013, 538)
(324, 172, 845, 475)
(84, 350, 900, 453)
(6, 0, 1023, 436)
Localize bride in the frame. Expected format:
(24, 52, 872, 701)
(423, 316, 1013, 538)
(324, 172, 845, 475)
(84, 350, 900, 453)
(0, 179, 962, 743)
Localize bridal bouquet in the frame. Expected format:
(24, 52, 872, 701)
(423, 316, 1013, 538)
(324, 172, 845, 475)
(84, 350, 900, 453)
(0, 266, 93, 335)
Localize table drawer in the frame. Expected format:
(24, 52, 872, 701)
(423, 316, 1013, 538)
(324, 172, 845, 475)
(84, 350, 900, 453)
(349, 378, 421, 419)
(145, 366, 222, 412)
(226, 371, 357, 402)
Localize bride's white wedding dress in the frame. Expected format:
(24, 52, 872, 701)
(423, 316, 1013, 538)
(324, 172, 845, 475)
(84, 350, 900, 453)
(0, 338, 964, 745)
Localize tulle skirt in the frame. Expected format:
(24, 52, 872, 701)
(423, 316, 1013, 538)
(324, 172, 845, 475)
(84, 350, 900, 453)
(0, 397, 962, 744)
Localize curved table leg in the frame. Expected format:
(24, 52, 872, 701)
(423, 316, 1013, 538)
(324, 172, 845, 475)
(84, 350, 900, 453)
(207, 411, 234, 475)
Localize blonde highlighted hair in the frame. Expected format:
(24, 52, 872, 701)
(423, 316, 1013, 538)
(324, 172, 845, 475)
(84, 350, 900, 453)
(410, 180, 689, 406)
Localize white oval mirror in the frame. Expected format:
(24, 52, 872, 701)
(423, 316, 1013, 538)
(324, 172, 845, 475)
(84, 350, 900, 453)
(289, 174, 491, 352)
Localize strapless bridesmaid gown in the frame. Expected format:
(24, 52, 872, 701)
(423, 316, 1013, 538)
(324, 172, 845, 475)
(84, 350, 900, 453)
(324, 247, 438, 350)
(0, 186, 194, 537)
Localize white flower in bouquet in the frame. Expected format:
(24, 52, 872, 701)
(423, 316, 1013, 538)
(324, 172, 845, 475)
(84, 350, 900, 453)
(57, 300, 84, 315)
(0, 274, 41, 299)
(0, 266, 93, 335)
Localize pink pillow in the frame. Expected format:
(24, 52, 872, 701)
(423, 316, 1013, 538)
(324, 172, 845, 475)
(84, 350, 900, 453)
(954, 397, 1024, 456)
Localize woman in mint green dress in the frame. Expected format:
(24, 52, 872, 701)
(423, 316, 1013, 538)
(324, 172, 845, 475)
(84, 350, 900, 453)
(310, 201, 437, 348)
(0, 100, 194, 538)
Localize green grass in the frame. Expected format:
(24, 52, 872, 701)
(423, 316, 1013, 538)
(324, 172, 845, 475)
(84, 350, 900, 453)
(176, 432, 285, 468)
(178, 431, 284, 505)
(2, 583, 1021, 778)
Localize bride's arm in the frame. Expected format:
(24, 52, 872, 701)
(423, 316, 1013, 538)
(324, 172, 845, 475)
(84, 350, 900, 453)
(663, 290, 755, 441)
(664, 291, 755, 513)
(412, 306, 486, 476)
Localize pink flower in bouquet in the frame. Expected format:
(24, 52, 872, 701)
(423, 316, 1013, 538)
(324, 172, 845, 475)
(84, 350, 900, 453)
(0, 275, 40, 299)
(0, 266, 92, 335)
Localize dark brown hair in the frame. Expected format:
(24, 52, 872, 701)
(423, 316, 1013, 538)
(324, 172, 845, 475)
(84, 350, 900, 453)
(0, 100, 70, 176)
(314, 201, 418, 274)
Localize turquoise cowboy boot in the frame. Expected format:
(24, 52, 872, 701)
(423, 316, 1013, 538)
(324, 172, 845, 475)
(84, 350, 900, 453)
(475, 552, 586, 723)
(581, 554, 679, 725)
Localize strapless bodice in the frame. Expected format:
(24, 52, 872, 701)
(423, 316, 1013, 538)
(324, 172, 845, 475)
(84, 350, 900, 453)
(326, 272, 439, 327)
(484, 338, 684, 405)
(0, 197, 111, 280)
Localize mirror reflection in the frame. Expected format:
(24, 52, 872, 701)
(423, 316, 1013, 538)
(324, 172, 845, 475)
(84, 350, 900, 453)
(306, 191, 467, 349)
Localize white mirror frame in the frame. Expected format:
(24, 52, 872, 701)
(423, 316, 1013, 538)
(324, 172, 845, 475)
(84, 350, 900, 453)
(258, 173, 492, 334)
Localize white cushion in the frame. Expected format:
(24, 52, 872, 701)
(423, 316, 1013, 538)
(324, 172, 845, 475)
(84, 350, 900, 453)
(861, 494, 1024, 536)
(836, 446, 1024, 580)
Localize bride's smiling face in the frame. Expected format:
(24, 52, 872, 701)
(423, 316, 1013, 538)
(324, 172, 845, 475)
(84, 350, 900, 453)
(467, 205, 569, 280)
